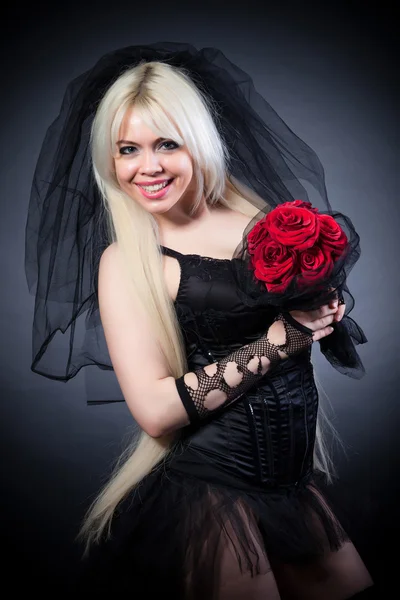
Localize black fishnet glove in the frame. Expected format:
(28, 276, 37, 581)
(176, 311, 314, 423)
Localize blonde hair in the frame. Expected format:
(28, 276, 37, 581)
(78, 60, 344, 555)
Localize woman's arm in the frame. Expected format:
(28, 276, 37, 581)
(154, 309, 336, 436)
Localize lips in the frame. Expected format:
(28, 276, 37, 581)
(136, 178, 173, 187)
(135, 178, 175, 200)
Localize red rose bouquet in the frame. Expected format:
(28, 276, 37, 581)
(247, 200, 349, 294)
(232, 199, 366, 380)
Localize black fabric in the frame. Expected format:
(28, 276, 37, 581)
(75, 468, 349, 598)
(74, 251, 352, 598)
(174, 310, 315, 424)
(175, 375, 201, 424)
(24, 42, 367, 400)
(157, 249, 324, 490)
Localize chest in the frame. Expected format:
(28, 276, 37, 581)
(161, 211, 252, 303)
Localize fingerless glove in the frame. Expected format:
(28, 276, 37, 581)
(176, 311, 314, 424)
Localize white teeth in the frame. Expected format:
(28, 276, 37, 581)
(139, 180, 171, 192)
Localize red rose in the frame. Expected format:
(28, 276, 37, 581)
(251, 238, 298, 292)
(246, 201, 347, 296)
(280, 199, 320, 214)
(246, 216, 269, 255)
(264, 203, 320, 251)
(318, 214, 348, 258)
(298, 245, 334, 285)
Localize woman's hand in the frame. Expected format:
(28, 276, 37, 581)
(288, 289, 346, 343)
(328, 294, 346, 322)
(266, 288, 347, 356)
(287, 304, 338, 342)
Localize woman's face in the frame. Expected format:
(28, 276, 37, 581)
(114, 107, 196, 221)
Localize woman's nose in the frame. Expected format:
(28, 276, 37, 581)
(140, 151, 163, 174)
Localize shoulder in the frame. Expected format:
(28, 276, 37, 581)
(216, 205, 256, 228)
(99, 242, 120, 270)
(98, 242, 126, 291)
(101, 241, 118, 258)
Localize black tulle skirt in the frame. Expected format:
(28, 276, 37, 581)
(74, 446, 349, 599)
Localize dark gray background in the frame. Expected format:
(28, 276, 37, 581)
(1, 0, 397, 594)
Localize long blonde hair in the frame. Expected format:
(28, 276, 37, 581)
(78, 60, 344, 555)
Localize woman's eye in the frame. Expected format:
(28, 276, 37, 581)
(160, 141, 179, 150)
(119, 146, 136, 155)
(119, 141, 178, 155)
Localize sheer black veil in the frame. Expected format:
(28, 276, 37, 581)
(24, 42, 367, 404)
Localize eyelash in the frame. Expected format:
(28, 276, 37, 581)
(119, 141, 179, 155)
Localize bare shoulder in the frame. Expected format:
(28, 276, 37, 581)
(98, 242, 124, 290)
(100, 241, 118, 261)
(98, 241, 136, 314)
(214, 206, 256, 252)
(216, 204, 257, 231)
(99, 242, 127, 279)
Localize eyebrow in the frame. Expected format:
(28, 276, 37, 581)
(116, 137, 169, 146)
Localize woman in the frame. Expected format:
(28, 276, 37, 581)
(25, 43, 373, 598)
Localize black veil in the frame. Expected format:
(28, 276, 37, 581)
(24, 42, 367, 404)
